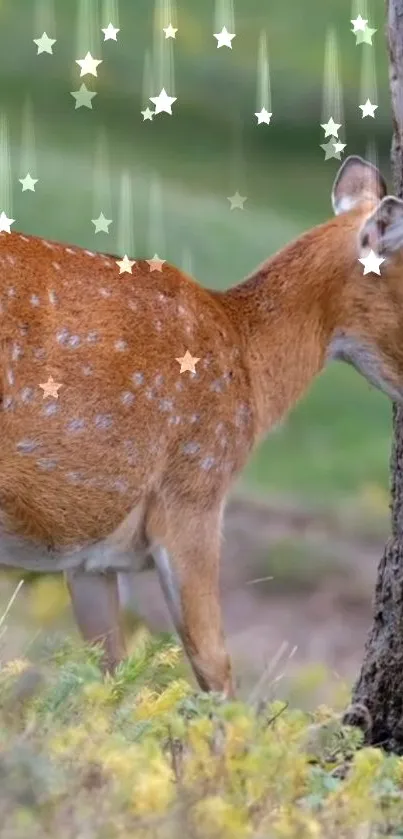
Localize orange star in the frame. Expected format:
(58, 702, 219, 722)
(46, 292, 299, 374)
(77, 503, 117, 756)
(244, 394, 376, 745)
(176, 350, 200, 374)
(146, 253, 165, 272)
(39, 376, 63, 399)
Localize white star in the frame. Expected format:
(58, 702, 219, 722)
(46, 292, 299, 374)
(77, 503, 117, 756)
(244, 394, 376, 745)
(213, 26, 236, 48)
(116, 254, 136, 274)
(102, 23, 120, 41)
(163, 23, 178, 39)
(351, 15, 368, 32)
(149, 88, 177, 115)
(320, 117, 341, 138)
(19, 173, 38, 192)
(92, 212, 112, 233)
(76, 52, 102, 77)
(334, 141, 347, 154)
(141, 107, 154, 121)
(255, 107, 272, 125)
(359, 98, 378, 118)
(359, 249, 385, 275)
(227, 191, 247, 210)
(33, 32, 56, 54)
(146, 254, 165, 272)
(0, 212, 15, 233)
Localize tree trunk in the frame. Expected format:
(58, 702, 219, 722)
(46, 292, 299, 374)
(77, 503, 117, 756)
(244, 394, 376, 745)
(342, 0, 403, 753)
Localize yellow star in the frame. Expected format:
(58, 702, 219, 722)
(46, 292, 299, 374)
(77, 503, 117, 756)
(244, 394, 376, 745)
(39, 376, 63, 399)
(146, 254, 165, 272)
(116, 254, 136, 274)
(176, 350, 200, 374)
(76, 52, 102, 77)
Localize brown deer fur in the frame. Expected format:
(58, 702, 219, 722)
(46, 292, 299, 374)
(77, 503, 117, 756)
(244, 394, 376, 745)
(0, 155, 403, 695)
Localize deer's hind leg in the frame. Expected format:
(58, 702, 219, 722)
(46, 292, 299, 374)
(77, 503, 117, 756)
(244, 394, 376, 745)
(148, 500, 234, 697)
(66, 569, 126, 673)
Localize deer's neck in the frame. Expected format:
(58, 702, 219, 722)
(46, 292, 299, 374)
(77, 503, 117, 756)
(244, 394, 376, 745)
(222, 215, 357, 440)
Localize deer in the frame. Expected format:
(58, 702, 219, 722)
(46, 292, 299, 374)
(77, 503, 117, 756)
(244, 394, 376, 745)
(0, 154, 402, 697)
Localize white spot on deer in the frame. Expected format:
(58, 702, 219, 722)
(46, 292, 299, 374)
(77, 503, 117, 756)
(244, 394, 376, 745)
(114, 339, 128, 352)
(30, 295, 40, 307)
(66, 471, 85, 484)
(6, 254, 15, 265)
(210, 379, 224, 393)
(155, 374, 164, 387)
(82, 364, 93, 376)
(100, 288, 111, 298)
(37, 458, 58, 471)
(11, 343, 23, 361)
(67, 418, 86, 433)
(7, 287, 15, 297)
(235, 403, 251, 428)
(52, 262, 61, 271)
(42, 240, 55, 249)
(65, 247, 75, 255)
(155, 321, 162, 331)
(123, 440, 137, 465)
(87, 332, 98, 344)
(158, 293, 167, 303)
(110, 479, 129, 494)
(190, 413, 200, 424)
(19, 325, 28, 337)
(182, 442, 200, 455)
(178, 305, 186, 316)
(6, 368, 14, 386)
(175, 380, 183, 392)
(159, 397, 174, 412)
(102, 258, 112, 267)
(185, 324, 192, 335)
(168, 415, 181, 425)
(19, 235, 29, 242)
(56, 328, 70, 345)
(203, 356, 212, 369)
(128, 301, 137, 311)
(132, 372, 144, 386)
(85, 250, 96, 257)
(3, 396, 13, 411)
(33, 348, 46, 360)
(68, 335, 80, 348)
(48, 290, 58, 305)
(41, 402, 58, 416)
(201, 455, 215, 471)
(95, 414, 113, 429)
(121, 391, 135, 406)
(16, 439, 39, 453)
(20, 387, 34, 403)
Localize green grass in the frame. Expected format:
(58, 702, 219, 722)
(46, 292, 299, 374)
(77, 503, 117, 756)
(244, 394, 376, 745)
(2, 636, 403, 839)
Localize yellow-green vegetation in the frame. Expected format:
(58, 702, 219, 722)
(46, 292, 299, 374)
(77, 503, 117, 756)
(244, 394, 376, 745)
(1, 634, 403, 839)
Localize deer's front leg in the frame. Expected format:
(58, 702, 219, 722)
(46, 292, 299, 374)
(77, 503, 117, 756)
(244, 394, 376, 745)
(65, 569, 126, 673)
(150, 505, 234, 697)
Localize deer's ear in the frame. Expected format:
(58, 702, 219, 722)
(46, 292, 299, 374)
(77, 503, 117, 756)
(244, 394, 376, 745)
(358, 196, 403, 257)
(331, 155, 387, 215)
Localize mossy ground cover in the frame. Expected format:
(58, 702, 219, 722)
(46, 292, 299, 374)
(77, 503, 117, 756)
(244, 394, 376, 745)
(1, 632, 403, 839)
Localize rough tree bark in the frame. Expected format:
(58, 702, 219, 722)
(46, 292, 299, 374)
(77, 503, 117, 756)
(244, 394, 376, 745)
(343, 0, 403, 753)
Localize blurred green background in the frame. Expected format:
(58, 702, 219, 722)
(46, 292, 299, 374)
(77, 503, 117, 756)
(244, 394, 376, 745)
(0, 0, 393, 506)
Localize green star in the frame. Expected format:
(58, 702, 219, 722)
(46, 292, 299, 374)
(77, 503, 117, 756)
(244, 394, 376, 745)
(356, 26, 377, 45)
(227, 191, 247, 210)
(92, 212, 112, 233)
(320, 139, 342, 161)
(70, 83, 97, 110)
(19, 173, 38, 192)
(33, 32, 56, 54)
